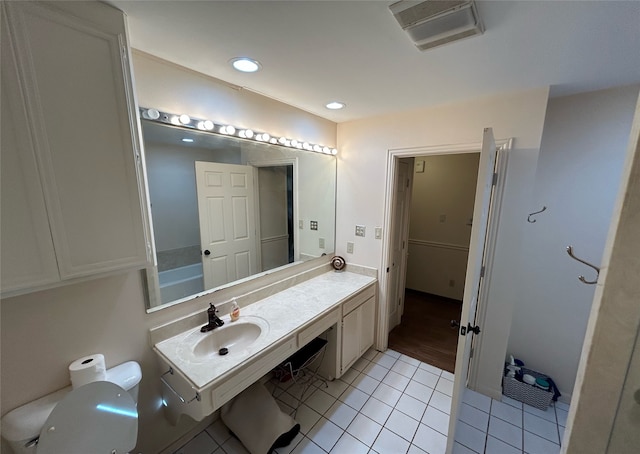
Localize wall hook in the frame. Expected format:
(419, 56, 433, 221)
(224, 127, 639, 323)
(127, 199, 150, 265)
(566, 246, 600, 285)
(527, 206, 547, 223)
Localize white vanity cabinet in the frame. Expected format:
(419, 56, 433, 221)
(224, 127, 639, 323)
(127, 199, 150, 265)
(153, 270, 377, 423)
(340, 285, 376, 374)
(1, 1, 149, 296)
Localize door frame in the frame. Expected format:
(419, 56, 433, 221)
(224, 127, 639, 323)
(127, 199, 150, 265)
(377, 139, 511, 352)
(248, 158, 299, 264)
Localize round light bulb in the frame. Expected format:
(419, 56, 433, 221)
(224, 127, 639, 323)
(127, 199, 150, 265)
(203, 120, 214, 130)
(270, 138, 277, 144)
(245, 129, 254, 139)
(323, 147, 330, 154)
(291, 139, 299, 147)
(144, 108, 160, 120)
(179, 114, 191, 125)
(313, 145, 321, 152)
(331, 148, 338, 155)
(226, 125, 236, 135)
(170, 116, 180, 125)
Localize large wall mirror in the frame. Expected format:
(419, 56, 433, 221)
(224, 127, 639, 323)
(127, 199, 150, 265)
(142, 116, 337, 310)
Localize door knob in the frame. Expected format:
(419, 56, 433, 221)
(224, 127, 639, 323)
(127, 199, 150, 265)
(204, 249, 211, 256)
(450, 320, 460, 329)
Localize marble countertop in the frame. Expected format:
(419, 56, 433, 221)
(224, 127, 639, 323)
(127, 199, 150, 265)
(154, 270, 376, 389)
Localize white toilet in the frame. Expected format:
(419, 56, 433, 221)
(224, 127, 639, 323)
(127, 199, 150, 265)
(1, 361, 142, 454)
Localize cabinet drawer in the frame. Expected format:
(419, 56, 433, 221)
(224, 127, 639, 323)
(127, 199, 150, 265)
(342, 285, 376, 316)
(212, 337, 296, 409)
(298, 307, 339, 348)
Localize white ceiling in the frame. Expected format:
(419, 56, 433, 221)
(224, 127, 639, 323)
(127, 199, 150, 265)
(110, 1, 640, 123)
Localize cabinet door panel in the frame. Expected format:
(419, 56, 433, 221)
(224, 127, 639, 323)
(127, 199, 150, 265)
(360, 297, 376, 355)
(6, 2, 147, 278)
(0, 23, 59, 292)
(341, 309, 360, 373)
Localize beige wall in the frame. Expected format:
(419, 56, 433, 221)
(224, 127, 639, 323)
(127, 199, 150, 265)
(133, 51, 336, 148)
(507, 85, 639, 399)
(0, 53, 336, 454)
(337, 88, 550, 398)
(563, 92, 640, 454)
(406, 153, 480, 300)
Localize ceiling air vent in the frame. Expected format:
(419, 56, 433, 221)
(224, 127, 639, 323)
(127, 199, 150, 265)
(389, 0, 483, 51)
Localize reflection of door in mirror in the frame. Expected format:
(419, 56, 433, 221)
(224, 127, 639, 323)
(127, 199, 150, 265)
(195, 162, 258, 289)
(142, 119, 336, 310)
(257, 166, 294, 271)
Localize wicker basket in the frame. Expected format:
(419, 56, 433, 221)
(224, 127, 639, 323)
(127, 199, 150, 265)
(502, 366, 553, 410)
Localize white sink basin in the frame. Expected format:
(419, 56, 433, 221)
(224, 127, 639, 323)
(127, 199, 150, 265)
(189, 317, 269, 358)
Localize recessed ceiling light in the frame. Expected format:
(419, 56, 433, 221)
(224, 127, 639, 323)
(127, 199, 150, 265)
(325, 101, 346, 110)
(230, 57, 261, 73)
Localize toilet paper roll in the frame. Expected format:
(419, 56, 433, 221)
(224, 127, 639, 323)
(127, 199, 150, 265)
(69, 354, 107, 389)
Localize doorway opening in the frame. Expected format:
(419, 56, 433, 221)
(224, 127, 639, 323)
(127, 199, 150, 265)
(387, 153, 481, 373)
(256, 165, 295, 270)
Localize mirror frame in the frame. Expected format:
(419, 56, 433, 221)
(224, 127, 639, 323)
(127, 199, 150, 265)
(140, 108, 338, 312)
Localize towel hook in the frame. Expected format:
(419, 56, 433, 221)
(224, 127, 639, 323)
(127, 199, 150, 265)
(566, 246, 600, 285)
(527, 206, 547, 223)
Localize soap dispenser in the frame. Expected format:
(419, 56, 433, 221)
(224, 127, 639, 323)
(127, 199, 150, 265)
(230, 298, 240, 322)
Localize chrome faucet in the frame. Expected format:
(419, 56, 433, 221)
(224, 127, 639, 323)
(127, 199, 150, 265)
(200, 303, 224, 332)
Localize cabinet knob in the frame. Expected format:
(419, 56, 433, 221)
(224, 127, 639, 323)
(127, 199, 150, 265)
(204, 250, 211, 256)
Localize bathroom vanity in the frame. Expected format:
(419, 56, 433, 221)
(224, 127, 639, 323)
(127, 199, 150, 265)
(151, 267, 376, 422)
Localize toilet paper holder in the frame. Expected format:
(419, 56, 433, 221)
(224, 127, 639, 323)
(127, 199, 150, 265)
(160, 368, 201, 404)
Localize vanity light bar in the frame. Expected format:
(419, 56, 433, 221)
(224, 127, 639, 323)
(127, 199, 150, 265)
(140, 107, 338, 155)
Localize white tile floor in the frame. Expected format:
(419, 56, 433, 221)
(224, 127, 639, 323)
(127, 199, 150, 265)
(173, 349, 569, 454)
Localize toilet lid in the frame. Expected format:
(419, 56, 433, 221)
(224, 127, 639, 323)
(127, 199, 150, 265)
(37, 381, 137, 454)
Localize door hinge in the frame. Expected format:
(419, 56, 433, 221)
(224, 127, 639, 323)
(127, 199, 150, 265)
(470, 347, 475, 359)
(460, 323, 481, 336)
(480, 266, 485, 278)
(492, 172, 498, 186)
(406, 178, 410, 188)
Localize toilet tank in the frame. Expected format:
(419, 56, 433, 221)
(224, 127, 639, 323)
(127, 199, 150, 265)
(1, 361, 142, 454)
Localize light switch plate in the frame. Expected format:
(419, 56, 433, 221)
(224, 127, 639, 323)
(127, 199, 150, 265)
(299, 220, 304, 229)
(347, 242, 354, 254)
(319, 238, 325, 248)
(375, 227, 382, 239)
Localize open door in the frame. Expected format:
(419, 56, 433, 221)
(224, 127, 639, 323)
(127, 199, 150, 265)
(446, 128, 498, 452)
(195, 161, 258, 289)
(388, 159, 413, 331)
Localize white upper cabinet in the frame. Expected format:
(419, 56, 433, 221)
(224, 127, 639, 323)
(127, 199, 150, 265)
(1, 1, 149, 296)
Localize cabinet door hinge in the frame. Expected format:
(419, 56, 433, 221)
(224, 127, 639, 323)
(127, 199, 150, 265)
(480, 266, 485, 278)
(492, 172, 498, 186)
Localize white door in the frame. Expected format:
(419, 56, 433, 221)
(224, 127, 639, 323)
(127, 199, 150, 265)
(446, 128, 498, 452)
(195, 162, 258, 289)
(388, 159, 412, 331)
